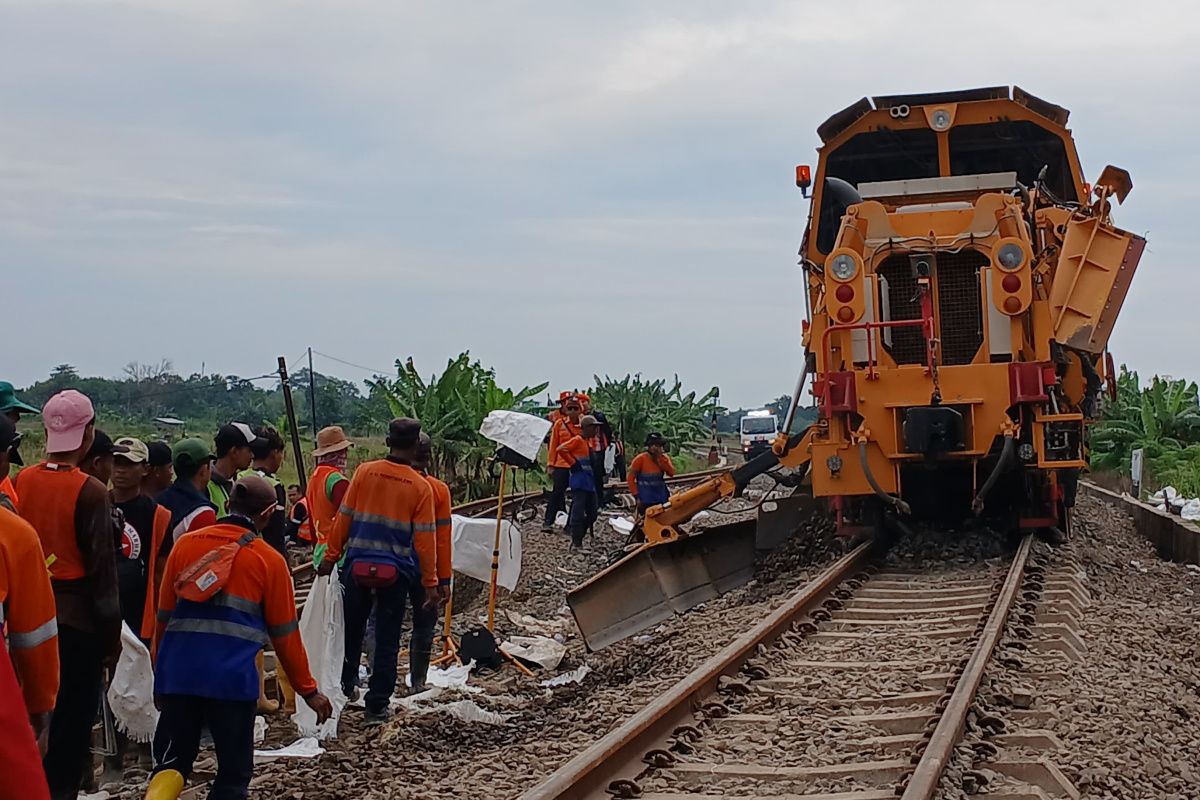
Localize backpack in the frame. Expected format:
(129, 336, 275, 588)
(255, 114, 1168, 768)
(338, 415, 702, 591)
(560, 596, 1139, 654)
(174, 531, 256, 603)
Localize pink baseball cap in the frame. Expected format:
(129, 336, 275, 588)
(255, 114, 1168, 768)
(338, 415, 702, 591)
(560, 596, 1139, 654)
(43, 390, 95, 452)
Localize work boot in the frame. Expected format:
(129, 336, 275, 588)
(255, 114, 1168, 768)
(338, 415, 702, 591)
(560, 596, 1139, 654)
(256, 651, 279, 714)
(409, 632, 433, 693)
(276, 664, 297, 714)
(144, 769, 185, 800)
(540, 523, 553, 533)
(363, 707, 390, 727)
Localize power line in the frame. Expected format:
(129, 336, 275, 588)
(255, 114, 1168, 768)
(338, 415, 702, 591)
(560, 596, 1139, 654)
(311, 350, 394, 377)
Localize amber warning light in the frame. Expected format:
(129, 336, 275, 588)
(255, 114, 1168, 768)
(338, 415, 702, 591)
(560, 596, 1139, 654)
(796, 164, 812, 198)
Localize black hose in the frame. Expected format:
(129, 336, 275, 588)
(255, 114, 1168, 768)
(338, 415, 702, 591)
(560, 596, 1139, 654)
(972, 436, 1016, 515)
(858, 441, 911, 515)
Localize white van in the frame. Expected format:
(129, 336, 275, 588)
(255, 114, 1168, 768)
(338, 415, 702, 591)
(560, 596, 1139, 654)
(739, 411, 778, 459)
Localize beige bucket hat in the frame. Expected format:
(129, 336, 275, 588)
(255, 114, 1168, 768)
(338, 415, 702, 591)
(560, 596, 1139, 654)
(312, 425, 353, 457)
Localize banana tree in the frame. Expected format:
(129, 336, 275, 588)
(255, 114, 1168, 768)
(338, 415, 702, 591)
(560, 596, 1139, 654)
(587, 374, 723, 455)
(369, 353, 547, 500)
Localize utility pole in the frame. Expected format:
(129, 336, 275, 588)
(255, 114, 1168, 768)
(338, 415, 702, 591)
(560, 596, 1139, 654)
(307, 347, 319, 446)
(278, 356, 308, 492)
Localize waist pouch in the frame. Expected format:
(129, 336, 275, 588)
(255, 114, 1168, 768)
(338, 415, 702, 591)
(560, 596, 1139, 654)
(350, 559, 399, 588)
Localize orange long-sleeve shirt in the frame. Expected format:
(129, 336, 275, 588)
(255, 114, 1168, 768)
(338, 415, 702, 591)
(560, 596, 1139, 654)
(425, 475, 453, 586)
(325, 458, 438, 588)
(627, 452, 676, 496)
(155, 521, 317, 699)
(0, 505, 60, 714)
(547, 417, 582, 469)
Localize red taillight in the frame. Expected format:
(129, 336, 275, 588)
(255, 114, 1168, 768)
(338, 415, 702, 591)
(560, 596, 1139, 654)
(1002, 274, 1021, 293)
(835, 284, 854, 302)
(836, 306, 854, 322)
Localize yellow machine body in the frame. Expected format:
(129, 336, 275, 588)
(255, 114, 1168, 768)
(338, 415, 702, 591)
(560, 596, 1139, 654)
(568, 87, 1145, 649)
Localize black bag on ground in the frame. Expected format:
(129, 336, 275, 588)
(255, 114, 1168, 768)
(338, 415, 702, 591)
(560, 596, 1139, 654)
(459, 627, 503, 670)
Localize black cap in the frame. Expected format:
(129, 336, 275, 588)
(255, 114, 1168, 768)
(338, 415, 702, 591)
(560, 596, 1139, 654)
(645, 431, 666, 447)
(86, 429, 130, 460)
(0, 415, 23, 467)
(387, 418, 421, 449)
(147, 441, 173, 467)
(215, 422, 266, 457)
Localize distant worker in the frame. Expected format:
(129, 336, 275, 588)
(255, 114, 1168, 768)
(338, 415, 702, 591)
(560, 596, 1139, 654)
(307, 426, 352, 568)
(543, 395, 582, 532)
(238, 426, 288, 557)
(156, 439, 219, 549)
(284, 484, 311, 546)
(546, 391, 573, 425)
(208, 423, 263, 516)
(0, 413, 25, 512)
(110, 438, 172, 642)
(0, 416, 60, 760)
(411, 433, 452, 692)
(628, 432, 676, 514)
(14, 390, 121, 800)
(590, 409, 612, 505)
(557, 414, 600, 550)
(0, 380, 39, 509)
(318, 418, 437, 724)
(79, 428, 126, 485)
(143, 441, 175, 497)
(147, 475, 331, 800)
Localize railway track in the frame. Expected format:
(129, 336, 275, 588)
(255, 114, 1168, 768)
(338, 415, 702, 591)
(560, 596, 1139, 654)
(523, 532, 1039, 800)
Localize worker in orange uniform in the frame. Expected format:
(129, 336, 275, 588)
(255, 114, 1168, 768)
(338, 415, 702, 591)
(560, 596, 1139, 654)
(543, 395, 582, 532)
(307, 426, 353, 568)
(0, 644, 51, 800)
(557, 415, 600, 550)
(317, 418, 437, 725)
(628, 432, 676, 514)
(0, 415, 60, 754)
(546, 391, 573, 425)
(411, 433, 451, 691)
(0, 381, 38, 509)
(0, 412, 25, 512)
(15, 390, 121, 800)
(147, 475, 331, 800)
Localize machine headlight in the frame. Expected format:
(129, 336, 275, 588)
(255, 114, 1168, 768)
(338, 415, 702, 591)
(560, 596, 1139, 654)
(997, 242, 1025, 271)
(829, 254, 858, 281)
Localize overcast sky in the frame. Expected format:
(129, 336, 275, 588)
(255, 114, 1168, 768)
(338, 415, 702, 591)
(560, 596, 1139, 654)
(2, 1, 1195, 408)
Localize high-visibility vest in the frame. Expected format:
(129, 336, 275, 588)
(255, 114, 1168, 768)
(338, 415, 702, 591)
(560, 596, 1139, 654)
(305, 465, 342, 547)
(141, 506, 172, 642)
(0, 644, 50, 800)
(0, 474, 18, 511)
(292, 497, 313, 543)
(15, 463, 90, 580)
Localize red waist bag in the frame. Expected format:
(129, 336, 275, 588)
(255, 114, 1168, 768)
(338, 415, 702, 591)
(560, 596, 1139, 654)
(350, 560, 399, 588)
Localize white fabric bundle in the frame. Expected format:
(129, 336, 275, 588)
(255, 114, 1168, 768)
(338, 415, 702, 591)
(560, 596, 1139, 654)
(106, 623, 158, 743)
(291, 570, 348, 739)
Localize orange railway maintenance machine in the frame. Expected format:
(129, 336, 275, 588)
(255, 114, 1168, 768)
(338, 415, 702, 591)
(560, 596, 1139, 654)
(570, 87, 1145, 650)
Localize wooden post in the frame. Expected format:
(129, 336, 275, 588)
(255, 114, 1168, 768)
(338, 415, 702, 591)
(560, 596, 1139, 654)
(278, 356, 308, 492)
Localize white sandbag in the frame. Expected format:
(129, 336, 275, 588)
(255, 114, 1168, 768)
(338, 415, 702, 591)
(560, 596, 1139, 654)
(1182, 498, 1200, 521)
(452, 515, 522, 590)
(541, 665, 591, 687)
(479, 410, 551, 462)
(106, 623, 158, 743)
(291, 570, 348, 740)
(554, 511, 568, 529)
(610, 516, 635, 535)
(501, 635, 566, 670)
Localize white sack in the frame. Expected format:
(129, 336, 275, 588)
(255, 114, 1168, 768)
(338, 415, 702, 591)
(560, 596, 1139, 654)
(541, 665, 591, 687)
(609, 516, 635, 535)
(500, 635, 566, 670)
(452, 515, 522, 590)
(479, 410, 552, 462)
(106, 623, 158, 743)
(254, 737, 324, 762)
(291, 570, 348, 740)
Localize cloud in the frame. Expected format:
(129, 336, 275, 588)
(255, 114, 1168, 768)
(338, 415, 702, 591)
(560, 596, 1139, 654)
(0, 0, 1195, 406)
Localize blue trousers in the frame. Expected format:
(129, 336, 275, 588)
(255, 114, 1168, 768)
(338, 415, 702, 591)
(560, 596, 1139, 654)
(341, 567, 414, 714)
(567, 489, 597, 546)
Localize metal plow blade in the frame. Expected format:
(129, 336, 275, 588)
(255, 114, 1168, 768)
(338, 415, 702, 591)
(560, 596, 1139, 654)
(756, 490, 819, 551)
(568, 520, 757, 651)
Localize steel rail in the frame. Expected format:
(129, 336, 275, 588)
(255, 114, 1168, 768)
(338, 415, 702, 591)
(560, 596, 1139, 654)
(900, 533, 1034, 798)
(522, 541, 875, 800)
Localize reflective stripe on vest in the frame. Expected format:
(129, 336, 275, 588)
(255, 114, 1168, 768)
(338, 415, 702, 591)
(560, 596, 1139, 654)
(636, 472, 669, 506)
